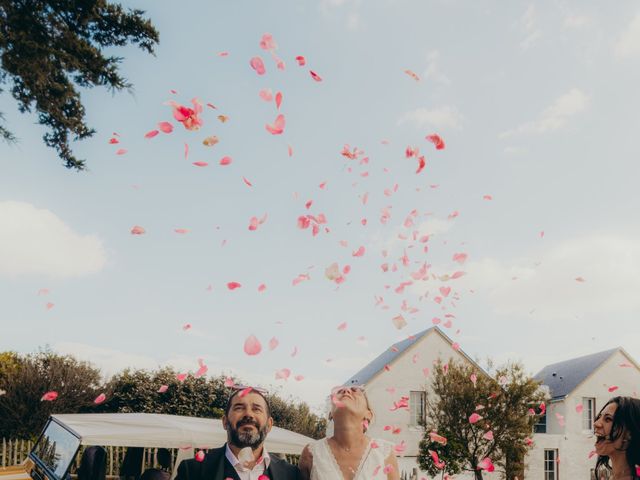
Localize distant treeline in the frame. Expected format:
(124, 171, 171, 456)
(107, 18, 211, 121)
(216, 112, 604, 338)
(0, 350, 326, 440)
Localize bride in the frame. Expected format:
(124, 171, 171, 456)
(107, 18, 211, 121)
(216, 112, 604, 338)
(299, 385, 399, 480)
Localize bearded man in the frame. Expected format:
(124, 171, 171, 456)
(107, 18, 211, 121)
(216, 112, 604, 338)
(175, 387, 301, 480)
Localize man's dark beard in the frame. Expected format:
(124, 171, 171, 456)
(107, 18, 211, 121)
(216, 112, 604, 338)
(228, 418, 268, 449)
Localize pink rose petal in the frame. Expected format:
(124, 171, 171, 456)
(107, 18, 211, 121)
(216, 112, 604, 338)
(41, 391, 58, 401)
(469, 413, 483, 424)
(452, 252, 468, 264)
(425, 134, 445, 150)
(265, 114, 285, 135)
(244, 335, 262, 356)
(259, 89, 273, 102)
(250, 56, 266, 75)
(429, 432, 447, 445)
(309, 70, 322, 82)
(158, 122, 173, 133)
(275, 368, 291, 380)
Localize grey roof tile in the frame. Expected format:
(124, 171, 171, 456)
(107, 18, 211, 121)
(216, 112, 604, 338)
(533, 348, 618, 400)
(344, 327, 436, 386)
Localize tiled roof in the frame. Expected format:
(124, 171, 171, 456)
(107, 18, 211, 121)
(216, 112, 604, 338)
(344, 327, 437, 386)
(533, 348, 618, 400)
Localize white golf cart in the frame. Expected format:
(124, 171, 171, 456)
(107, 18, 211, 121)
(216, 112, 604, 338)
(0, 413, 311, 480)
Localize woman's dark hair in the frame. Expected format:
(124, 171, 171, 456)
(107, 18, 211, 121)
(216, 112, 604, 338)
(594, 396, 640, 479)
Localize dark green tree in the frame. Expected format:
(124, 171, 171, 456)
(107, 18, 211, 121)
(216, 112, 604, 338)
(0, 349, 103, 438)
(100, 367, 228, 418)
(418, 360, 546, 480)
(0, 0, 159, 169)
(267, 393, 326, 440)
(1, 352, 326, 440)
(102, 368, 327, 439)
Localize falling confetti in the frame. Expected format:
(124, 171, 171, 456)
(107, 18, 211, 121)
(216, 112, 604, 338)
(243, 335, 262, 356)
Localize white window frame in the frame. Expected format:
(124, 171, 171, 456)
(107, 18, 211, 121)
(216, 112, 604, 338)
(582, 397, 595, 431)
(544, 449, 558, 480)
(409, 390, 426, 427)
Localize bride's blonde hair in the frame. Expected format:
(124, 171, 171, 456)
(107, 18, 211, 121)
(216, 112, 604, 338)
(325, 386, 375, 434)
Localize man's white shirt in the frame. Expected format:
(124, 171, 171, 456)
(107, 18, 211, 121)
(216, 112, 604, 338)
(225, 444, 271, 480)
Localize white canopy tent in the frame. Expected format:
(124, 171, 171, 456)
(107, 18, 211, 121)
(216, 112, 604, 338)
(51, 413, 311, 479)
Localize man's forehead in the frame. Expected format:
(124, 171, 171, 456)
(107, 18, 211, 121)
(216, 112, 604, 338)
(230, 392, 268, 408)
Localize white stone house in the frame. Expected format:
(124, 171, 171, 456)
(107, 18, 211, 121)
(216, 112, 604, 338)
(526, 348, 640, 480)
(342, 329, 640, 479)
(343, 326, 497, 479)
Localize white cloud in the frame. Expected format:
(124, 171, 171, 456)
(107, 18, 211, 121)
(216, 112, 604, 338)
(423, 50, 450, 85)
(614, 13, 640, 59)
(398, 106, 463, 130)
(321, 0, 351, 7)
(374, 217, 454, 256)
(520, 30, 541, 50)
(503, 146, 527, 156)
(522, 4, 536, 32)
(346, 12, 361, 30)
(499, 88, 589, 138)
(319, 0, 362, 15)
(563, 15, 593, 29)
(519, 4, 541, 50)
(459, 234, 640, 318)
(0, 201, 107, 278)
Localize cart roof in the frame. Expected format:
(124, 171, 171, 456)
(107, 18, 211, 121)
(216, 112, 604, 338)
(51, 413, 311, 455)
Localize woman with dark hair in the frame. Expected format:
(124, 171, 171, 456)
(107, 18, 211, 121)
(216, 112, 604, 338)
(593, 396, 640, 480)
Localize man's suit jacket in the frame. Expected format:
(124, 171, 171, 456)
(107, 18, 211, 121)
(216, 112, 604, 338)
(175, 445, 301, 480)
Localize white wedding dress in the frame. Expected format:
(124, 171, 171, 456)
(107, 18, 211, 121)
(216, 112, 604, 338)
(309, 437, 394, 480)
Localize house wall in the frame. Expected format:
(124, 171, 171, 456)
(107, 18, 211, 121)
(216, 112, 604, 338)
(362, 330, 498, 479)
(526, 350, 640, 479)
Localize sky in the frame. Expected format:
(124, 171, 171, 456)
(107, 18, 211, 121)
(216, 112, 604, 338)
(2, 0, 640, 413)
